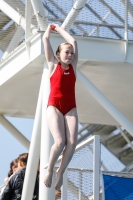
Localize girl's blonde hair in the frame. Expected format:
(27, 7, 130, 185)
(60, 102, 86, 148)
(56, 42, 73, 55)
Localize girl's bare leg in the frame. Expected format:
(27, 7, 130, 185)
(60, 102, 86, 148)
(44, 106, 66, 188)
(55, 108, 78, 190)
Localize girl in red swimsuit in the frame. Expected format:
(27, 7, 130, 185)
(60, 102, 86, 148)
(43, 24, 78, 190)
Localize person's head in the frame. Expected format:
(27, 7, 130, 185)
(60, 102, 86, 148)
(17, 153, 28, 170)
(56, 43, 74, 64)
(8, 158, 18, 177)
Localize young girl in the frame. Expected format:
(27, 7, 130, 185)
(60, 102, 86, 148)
(43, 24, 78, 190)
(4, 158, 18, 185)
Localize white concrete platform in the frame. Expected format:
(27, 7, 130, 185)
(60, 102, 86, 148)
(0, 33, 133, 126)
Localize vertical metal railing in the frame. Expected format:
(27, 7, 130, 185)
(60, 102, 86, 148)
(58, 135, 101, 200)
(124, 0, 128, 60)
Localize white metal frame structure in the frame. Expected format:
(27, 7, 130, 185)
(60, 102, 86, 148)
(43, 135, 101, 200)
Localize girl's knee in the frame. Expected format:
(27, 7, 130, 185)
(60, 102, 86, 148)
(55, 139, 66, 150)
(67, 140, 77, 149)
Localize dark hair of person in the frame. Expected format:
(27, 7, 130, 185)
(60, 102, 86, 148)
(8, 158, 18, 177)
(18, 153, 28, 166)
(56, 42, 73, 55)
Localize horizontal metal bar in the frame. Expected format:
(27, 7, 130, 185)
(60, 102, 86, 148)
(54, 166, 93, 172)
(102, 171, 133, 177)
(48, 17, 133, 30)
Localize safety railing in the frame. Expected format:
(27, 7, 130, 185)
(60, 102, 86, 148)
(44, 135, 101, 200)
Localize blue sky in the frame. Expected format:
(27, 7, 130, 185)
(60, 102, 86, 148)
(0, 117, 34, 185)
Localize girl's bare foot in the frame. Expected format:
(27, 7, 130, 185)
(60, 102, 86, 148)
(55, 172, 63, 190)
(44, 170, 53, 188)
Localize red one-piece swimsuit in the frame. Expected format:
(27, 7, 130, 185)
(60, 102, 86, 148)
(47, 62, 76, 115)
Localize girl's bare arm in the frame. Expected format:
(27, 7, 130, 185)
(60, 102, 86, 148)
(42, 25, 57, 73)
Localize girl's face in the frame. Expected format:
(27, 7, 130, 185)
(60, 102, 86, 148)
(12, 165, 18, 173)
(58, 44, 74, 64)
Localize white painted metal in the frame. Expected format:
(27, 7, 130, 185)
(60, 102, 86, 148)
(48, 17, 131, 29)
(0, 114, 30, 149)
(61, 0, 88, 31)
(117, 126, 133, 150)
(61, 169, 68, 200)
(25, 0, 33, 58)
(78, 124, 89, 135)
(89, 11, 111, 36)
(21, 77, 43, 200)
(39, 62, 55, 200)
(0, 0, 36, 34)
(76, 68, 133, 136)
(79, 171, 82, 200)
(25, 0, 33, 38)
(0, 33, 42, 85)
(120, 0, 133, 21)
(43, 135, 100, 199)
(93, 135, 100, 200)
(102, 174, 105, 200)
(30, 0, 48, 30)
(2, 26, 24, 59)
(49, 0, 88, 35)
(124, 0, 128, 41)
(124, 0, 128, 60)
(1, 35, 133, 126)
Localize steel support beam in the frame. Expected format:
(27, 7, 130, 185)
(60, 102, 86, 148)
(93, 135, 100, 200)
(0, 0, 37, 34)
(117, 126, 133, 150)
(21, 76, 43, 200)
(49, 0, 88, 35)
(0, 114, 30, 149)
(120, 0, 133, 21)
(124, 0, 128, 60)
(89, 11, 111, 36)
(30, 0, 48, 31)
(86, 3, 122, 39)
(2, 26, 24, 59)
(25, 0, 34, 58)
(76, 68, 133, 136)
(61, 0, 88, 31)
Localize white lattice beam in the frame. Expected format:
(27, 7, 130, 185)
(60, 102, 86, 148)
(120, 0, 133, 21)
(61, 0, 88, 32)
(2, 26, 24, 59)
(30, 0, 48, 31)
(0, 0, 37, 33)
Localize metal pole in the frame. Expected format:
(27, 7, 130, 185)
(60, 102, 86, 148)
(39, 62, 55, 200)
(30, 0, 48, 30)
(2, 26, 24, 59)
(117, 126, 133, 150)
(124, 0, 128, 60)
(76, 68, 133, 137)
(0, 114, 30, 150)
(79, 170, 82, 200)
(61, 0, 88, 31)
(21, 76, 43, 200)
(0, 0, 36, 33)
(61, 169, 68, 200)
(124, 0, 128, 40)
(93, 135, 100, 200)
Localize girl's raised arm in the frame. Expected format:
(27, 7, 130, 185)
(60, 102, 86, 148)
(42, 25, 57, 71)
